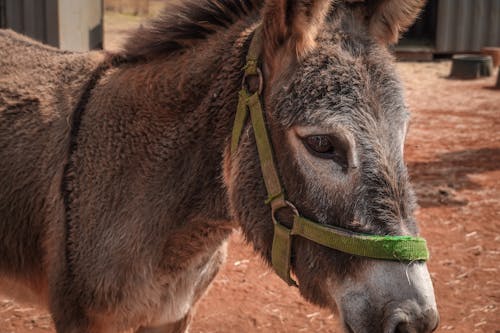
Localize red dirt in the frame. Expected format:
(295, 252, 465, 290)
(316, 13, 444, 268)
(1, 16, 499, 333)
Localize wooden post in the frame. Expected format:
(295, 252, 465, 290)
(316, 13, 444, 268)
(481, 47, 500, 68)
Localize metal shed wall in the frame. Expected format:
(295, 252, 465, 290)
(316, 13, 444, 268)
(436, 0, 500, 53)
(0, 0, 58, 46)
(0, 0, 6, 29)
(0, 0, 102, 52)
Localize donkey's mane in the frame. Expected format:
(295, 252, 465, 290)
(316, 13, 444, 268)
(124, 0, 263, 58)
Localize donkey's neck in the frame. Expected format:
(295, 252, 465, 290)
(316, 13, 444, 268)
(92, 24, 252, 225)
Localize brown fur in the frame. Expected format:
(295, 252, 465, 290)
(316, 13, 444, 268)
(0, 1, 435, 332)
(352, 0, 427, 44)
(262, 0, 331, 68)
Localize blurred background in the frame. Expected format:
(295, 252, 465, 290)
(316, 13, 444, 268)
(0, 0, 499, 55)
(0, 1, 499, 333)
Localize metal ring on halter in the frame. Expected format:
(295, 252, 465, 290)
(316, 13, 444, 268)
(241, 68, 264, 95)
(271, 200, 299, 228)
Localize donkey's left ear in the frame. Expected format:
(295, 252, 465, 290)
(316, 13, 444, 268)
(261, 0, 332, 70)
(366, 0, 427, 44)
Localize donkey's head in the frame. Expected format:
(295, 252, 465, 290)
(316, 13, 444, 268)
(225, 0, 438, 332)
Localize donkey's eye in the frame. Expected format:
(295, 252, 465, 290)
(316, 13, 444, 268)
(302, 135, 348, 168)
(304, 135, 335, 156)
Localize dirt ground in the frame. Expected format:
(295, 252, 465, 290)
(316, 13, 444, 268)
(1, 9, 499, 333)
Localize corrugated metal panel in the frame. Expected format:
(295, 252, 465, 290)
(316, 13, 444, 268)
(0, 0, 6, 28)
(20, 0, 47, 43)
(437, 0, 500, 53)
(45, 0, 59, 47)
(2, 0, 59, 46)
(0, 0, 102, 51)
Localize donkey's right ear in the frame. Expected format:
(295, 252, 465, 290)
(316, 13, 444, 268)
(261, 0, 332, 75)
(363, 0, 426, 44)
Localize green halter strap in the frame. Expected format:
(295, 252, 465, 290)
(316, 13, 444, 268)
(231, 27, 429, 287)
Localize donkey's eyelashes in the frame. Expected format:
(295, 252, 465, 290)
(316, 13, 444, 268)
(301, 135, 348, 169)
(304, 135, 333, 155)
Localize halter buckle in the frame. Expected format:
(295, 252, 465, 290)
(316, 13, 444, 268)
(242, 67, 263, 95)
(271, 199, 299, 287)
(271, 200, 299, 228)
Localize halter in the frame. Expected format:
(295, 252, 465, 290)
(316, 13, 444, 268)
(231, 28, 429, 287)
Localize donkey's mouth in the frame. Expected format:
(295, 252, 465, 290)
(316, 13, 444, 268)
(340, 317, 374, 333)
(344, 322, 356, 333)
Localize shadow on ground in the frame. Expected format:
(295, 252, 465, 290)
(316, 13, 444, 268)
(408, 148, 500, 208)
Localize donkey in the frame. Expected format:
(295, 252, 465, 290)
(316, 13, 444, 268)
(0, 0, 438, 332)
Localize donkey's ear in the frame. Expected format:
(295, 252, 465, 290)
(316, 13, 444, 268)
(261, 0, 332, 69)
(365, 0, 426, 44)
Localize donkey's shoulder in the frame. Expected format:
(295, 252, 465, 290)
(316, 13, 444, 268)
(0, 29, 105, 124)
(0, 29, 68, 73)
(0, 29, 65, 54)
(0, 29, 104, 80)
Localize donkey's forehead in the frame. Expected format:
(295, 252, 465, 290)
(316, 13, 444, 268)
(272, 42, 409, 130)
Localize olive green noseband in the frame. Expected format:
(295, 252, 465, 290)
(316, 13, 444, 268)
(231, 28, 429, 287)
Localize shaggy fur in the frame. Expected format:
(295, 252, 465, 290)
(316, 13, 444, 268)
(0, 0, 435, 332)
(262, 0, 332, 60)
(367, 0, 427, 43)
(125, 0, 263, 58)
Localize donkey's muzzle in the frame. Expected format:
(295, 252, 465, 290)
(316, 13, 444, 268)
(342, 297, 439, 333)
(336, 261, 438, 333)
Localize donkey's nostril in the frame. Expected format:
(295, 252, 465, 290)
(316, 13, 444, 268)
(394, 321, 412, 333)
(345, 323, 355, 333)
(388, 307, 439, 333)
